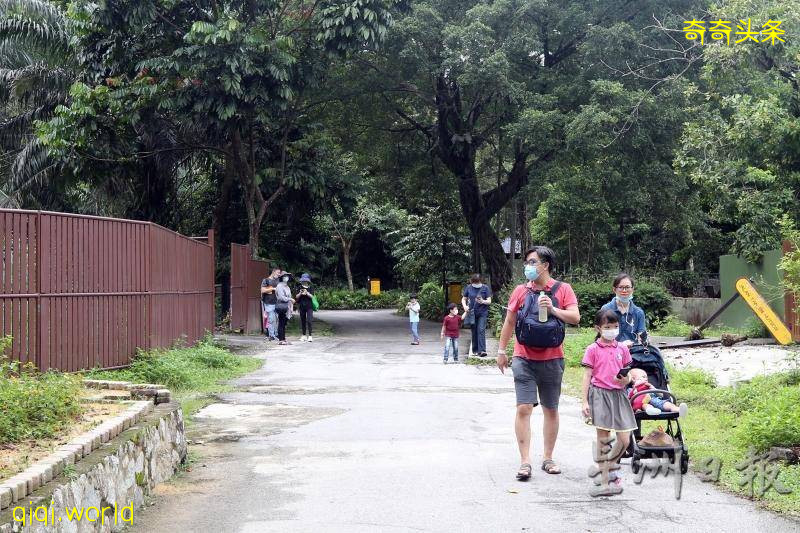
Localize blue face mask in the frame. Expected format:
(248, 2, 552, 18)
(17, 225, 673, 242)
(524, 265, 539, 281)
(617, 295, 633, 304)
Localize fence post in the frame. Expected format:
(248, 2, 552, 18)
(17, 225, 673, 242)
(36, 211, 46, 370)
(145, 223, 152, 351)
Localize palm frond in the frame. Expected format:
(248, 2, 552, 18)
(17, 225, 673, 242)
(6, 135, 59, 191)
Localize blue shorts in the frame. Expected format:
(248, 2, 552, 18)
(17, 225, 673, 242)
(649, 395, 670, 410)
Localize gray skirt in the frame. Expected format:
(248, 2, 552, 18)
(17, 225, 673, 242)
(588, 385, 638, 432)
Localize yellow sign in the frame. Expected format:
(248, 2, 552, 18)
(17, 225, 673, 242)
(735, 278, 793, 345)
(369, 278, 381, 296)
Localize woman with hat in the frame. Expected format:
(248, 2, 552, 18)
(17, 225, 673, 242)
(275, 271, 295, 345)
(295, 273, 316, 342)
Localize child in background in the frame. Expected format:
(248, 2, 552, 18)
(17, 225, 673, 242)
(581, 309, 637, 495)
(406, 294, 421, 345)
(441, 303, 468, 364)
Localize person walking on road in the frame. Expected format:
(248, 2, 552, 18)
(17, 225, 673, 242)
(406, 293, 421, 345)
(295, 273, 315, 343)
(260, 267, 282, 340)
(582, 309, 637, 496)
(462, 274, 492, 356)
(275, 272, 295, 345)
(441, 303, 468, 364)
(496, 246, 580, 481)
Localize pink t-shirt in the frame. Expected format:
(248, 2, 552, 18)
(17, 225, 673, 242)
(581, 341, 632, 390)
(507, 279, 579, 361)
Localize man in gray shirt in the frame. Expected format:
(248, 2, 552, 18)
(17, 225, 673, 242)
(261, 267, 281, 340)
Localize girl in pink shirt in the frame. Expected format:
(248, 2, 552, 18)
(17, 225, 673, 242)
(581, 309, 637, 494)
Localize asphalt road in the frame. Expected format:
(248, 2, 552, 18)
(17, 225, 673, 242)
(128, 310, 800, 533)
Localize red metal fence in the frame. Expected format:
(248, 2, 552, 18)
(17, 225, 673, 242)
(0, 209, 214, 371)
(230, 244, 269, 334)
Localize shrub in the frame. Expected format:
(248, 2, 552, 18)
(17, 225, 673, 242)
(716, 372, 800, 416)
(659, 270, 704, 297)
(0, 338, 83, 444)
(570, 279, 671, 328)
(315, 288, 406, 310)
(651, 315, 694, 337)
(86, 337, 253, 392)
(488, 283, 515, 337)
(396, 281, 447, 321)
(736, 386, 800, 451)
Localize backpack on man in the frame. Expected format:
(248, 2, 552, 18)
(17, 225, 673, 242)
(515, 281, 565, 348)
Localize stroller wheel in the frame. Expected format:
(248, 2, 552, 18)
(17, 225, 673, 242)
(681, 450, 689, 475)
(631, 454, 642, 474)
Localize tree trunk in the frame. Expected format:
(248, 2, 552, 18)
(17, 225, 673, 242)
(212, 156, 237, 262)
(230, 125, 285, 259)
(457, 175, 511, 292)
(428, 76, 550, 293)
(509, 195, 517, 264)
(342, 239, 354, 291)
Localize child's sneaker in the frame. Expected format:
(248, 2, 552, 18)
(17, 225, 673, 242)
(644, 405, 662, 416)
(453, 357, 459, 363)
(678, 402, 688, 418)
(443, 359, 448, 364)
(307, 335, 313, 343)
(300, 335, 307, 342)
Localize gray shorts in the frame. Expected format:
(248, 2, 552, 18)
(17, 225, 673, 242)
(511, 357, 565, 409)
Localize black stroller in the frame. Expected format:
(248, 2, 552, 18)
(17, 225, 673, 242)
(624, 334, 689, 474)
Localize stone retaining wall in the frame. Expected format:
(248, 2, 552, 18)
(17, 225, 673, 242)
(0, 401, 186, 532)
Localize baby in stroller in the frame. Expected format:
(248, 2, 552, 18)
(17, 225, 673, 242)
(628, 368, 688, 417)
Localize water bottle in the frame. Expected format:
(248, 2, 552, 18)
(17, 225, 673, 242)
(538, 291, 547, 322)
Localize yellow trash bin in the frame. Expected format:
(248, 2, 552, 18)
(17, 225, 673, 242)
(447, 282, 462, 305)
(369, 278, 381, 295)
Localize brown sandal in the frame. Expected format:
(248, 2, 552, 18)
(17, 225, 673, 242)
(516, 463, 532, 481)
(541, 459, 561, 474)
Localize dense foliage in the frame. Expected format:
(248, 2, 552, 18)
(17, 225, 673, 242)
(0, 337, 83, 444)
(1, 0, 798, 296)
(316, 287, 406, 310)
(85, 337, 254, 391)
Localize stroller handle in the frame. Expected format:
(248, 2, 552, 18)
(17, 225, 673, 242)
(628, 388, 676, 405)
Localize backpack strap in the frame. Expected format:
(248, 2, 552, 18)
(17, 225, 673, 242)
(550, 281, 562, 309)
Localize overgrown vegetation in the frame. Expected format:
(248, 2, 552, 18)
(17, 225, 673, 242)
(85, 337, 261, 417)
(395, 281, 446, 321)
(316, 288, 407, 310)
(2, 0, 797, 294)
(0, 337, 83, 444)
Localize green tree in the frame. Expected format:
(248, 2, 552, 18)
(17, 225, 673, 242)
(671, 0, 800, 261)
(0, 0, 75, 205)
(38, 0, 407, 256)
(358, 0, 701, 290)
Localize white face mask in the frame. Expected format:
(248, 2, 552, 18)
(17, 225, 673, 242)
(600, 328, 619, 341)
(471, 283, 481, 288)
(282, 276, 289, 282)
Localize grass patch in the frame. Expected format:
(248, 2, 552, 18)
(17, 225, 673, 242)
(465, 356, 497, 366)
(560, 328, 800, 515)
(86, 336, 262, 418)
(0, 336, 83, 445)
(650, 315, 745, 338)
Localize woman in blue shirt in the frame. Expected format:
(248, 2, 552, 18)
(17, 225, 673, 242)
(600, 273, 647, 346)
